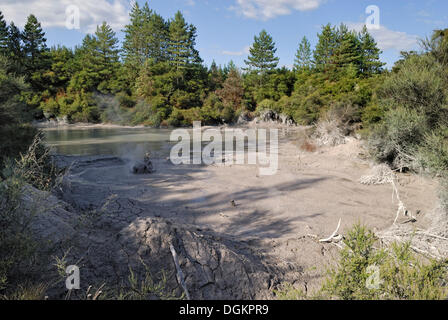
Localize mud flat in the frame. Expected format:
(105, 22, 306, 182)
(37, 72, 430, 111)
(35, 128, 438, 299)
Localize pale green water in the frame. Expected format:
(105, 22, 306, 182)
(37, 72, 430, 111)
(43, 127, 174, 157)
(44, 126, 296, 159)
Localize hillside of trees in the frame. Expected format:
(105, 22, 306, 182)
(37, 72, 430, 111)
(1, 2, 448, 178)
(0, 2, 385, 129)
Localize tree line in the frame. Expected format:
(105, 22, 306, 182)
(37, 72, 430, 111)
(0, 1, 386, 128)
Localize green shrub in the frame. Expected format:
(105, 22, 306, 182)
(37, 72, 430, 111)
(326, 225, 448, 300)
(256, 99, 280, 114)
(14, 133, 60, 191)
(277, 225, 448, 300)
(220, 104, 235, 123)
(322, 225, 385, 300)
(0, 134, 58, 297)
(361, 102, 387, 128)
(200, 93, 223, 124)
(40, 97, 60, 118)
(116, 92, 136, 109)
(368, 107, 428, 170)
(58, 92, 100, 123)
(114, 265, 182, 300)
(378, 55, 448, 126)
(418, 129, 448, 176)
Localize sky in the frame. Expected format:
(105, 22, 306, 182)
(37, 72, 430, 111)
(1, 0, 447, 69)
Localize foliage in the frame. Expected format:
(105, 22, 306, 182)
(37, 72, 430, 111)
(323, 225, 448, 300)
(276, 225, 448, 300)
(0, 133, 59, 298)
(0, 7, 389, 127)
(14, 133, 60, 191)
(244, 30, 279, 74)
(294, 36, 313, 71)
(216, 68, 244, 110)
(0, 11, 9, 56)
(368, 107, 427, 171)
(0, 55, 36, 168)
(367, 47, 448, 173)
(418, 129, 448, 176)
(116, 266, 182, 300)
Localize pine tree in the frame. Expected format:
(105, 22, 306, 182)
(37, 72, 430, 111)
(294, 36, 312, 71)
(358, 26, 384, 75)
(313, 24, 337, 72)
(95, 22, 120, 65)
(167, 11, 201, 71)
(22, 14, 48, 74)
(94, 22, 120, 92)
(45, 46, 75, 94)
(8, 22, 25, 73)
(122, 2, 146, 67)
(0, 11, 9, 56)
(208, 60, 223, 91)
(122, 1, 170, 86)
(70, 22, 120, 93)
(145, 12, 169, 63)
(331, 24, 361, 72)
(244, 30, 279, 74)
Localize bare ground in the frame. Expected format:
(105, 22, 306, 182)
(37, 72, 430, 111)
(32, 127, 439, 299)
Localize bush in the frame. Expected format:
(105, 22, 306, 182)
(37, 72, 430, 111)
(418, 129, 448, 176)
(368, 107, 428, 171)
(40, 97, 60, 118)
(0, 57, 37, 169)
(322, 225, 384, 300)
(200, 93, 224, 125)
(58, 92, 100, 123)
(378, 55, 448, 126)
(0, 134, 58, 297)
(256, 99, 281, 114)
(14, 133, 60, 191)
(323, 225, 448, 300)
(276, 225, 448, 300)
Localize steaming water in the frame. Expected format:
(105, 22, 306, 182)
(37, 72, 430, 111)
(43, 127, 174, 158)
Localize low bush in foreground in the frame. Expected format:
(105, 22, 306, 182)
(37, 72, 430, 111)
(0, 134, 59, 299)
(276, 224, 448, 300)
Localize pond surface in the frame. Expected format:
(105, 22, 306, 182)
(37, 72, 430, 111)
(43, 126, 174, 157)
(43, 125, 300, 160)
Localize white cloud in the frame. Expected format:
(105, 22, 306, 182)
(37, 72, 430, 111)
(231, 0, 324, 20)
(347, 23, 418, 51)
(1, 0, 130, 33)
(221, 45, 251, 56)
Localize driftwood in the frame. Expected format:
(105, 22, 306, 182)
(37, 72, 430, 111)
(319, 218, 343, 243)
(170, 244, 190, 300)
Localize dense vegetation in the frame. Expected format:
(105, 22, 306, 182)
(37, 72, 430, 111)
(0, 2, 384, 129)
(367, 30, 448, 177)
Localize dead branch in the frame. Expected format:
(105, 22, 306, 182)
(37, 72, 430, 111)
(320, 218, 343, 243)
(170, 244, 190, 300)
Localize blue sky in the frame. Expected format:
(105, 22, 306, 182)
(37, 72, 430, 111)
(1, 0, 447, 68)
